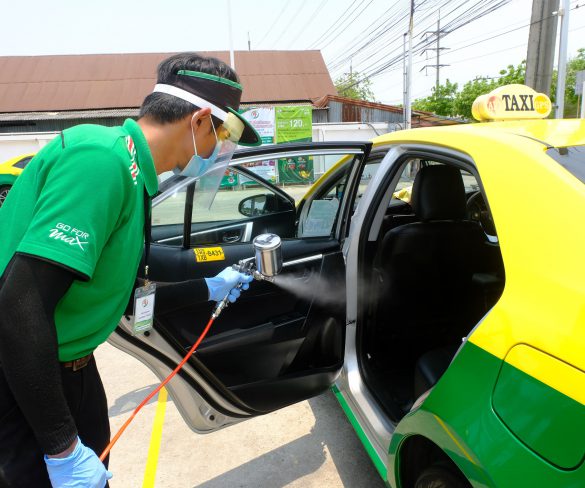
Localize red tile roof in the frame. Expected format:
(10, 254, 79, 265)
(0, 51, 337, 113)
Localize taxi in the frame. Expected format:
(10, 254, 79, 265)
(107, 85, 584, 487)
(0, 153, 35, 207)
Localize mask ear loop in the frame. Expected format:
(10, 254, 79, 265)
(191, 113, 219, 157)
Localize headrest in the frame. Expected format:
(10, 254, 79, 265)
(411, 165, 467, 221)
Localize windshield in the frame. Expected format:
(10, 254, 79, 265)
(546, 145, 585, 184)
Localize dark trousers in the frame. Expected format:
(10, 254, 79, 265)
(0, 356, 110, 487)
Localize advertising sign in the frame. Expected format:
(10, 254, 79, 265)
(220, 169, 239, 188)
(275, 106, 313, 183)
(240, 107, 275, 144)
(239, 161, 277, 185)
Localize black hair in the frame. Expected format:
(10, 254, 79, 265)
(139, 52, 239, 125)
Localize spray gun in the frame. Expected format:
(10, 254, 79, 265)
(101, 233, 283, 462)
(212, 233, 283, 319)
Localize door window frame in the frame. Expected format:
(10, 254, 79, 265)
(151, 142, 372, 248)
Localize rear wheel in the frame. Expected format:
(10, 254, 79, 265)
(414, 465, 470, 488)
(0, 185, 11, 208)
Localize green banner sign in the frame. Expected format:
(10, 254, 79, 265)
(275, 106, 312, 143)
(275, 106, 313, 183)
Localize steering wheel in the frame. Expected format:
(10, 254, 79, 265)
(467, 191, 497, 236)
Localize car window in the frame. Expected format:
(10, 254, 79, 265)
(13, 156, 33, 169)
(152, 186, 188, 226)
(152, 149, 367, 245)
(241, 151, 363, 239)
(546, 145, 585, 184)
(391, 159, 479, 205)
(294, 153, 365, 238)
(350, 154, 386, 213)
(191, 166, 287, 225)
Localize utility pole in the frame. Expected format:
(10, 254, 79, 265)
(420, 10, 449, 94)
(248, 32, 251, 51)
(227, 0, 235, 69)
(403, 33, 408, 129)
(555, 0, 570, 118)
(405, 0, 414, 130)
(525, 0, 559, 95)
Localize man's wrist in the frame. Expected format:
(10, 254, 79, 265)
(47, 437, 78, 459)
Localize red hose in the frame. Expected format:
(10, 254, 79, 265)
(99, 316, 216, 462)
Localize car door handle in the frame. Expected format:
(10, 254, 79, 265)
(222, 233, 241, 243)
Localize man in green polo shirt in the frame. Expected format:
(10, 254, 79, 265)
(0, 52, 260, 488)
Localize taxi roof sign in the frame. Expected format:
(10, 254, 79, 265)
(472, 84, 552, 122)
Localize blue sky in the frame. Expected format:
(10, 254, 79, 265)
(2, 0, 584, 104)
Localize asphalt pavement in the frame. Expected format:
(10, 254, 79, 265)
(96, 342, 386, 488)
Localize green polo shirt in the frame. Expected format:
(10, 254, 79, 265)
(0, 119, 158, 361)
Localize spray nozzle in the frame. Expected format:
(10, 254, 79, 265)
(212, 234, 282, 318)
(232, 233, 283, 282)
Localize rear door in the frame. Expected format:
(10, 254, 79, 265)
(109, 142, 371, 432)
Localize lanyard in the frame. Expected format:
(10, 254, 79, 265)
(143, 190, 151, 283)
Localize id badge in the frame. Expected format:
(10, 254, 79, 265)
(132, 282, 156, 335)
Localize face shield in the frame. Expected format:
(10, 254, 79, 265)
(191, 112, 244, 211)
(154, 112, 244, 210)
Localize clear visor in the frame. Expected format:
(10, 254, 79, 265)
(193, 138, 237, 211)
(152, 114, 243, 210)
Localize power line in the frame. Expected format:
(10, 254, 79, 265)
(327, 6, 410, 72)
(374, 4, 584, 101)
(339, 0, 510, 94)
(276, 0, 308, 49)
(319, 0, 377, 51)
(256, 2, 291, 47)
(285, 0, 329, 49)
(306, 0, 366, 49)
(332, 0, 466, 77)
(328, 0, 438, 74)
(325, 2, 405, 67)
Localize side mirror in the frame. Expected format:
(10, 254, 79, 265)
(239, 194, 269, 217)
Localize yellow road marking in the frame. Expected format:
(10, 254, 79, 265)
(142, 387, 168, 488)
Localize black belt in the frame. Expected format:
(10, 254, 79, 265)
(61, 353, 93, 372)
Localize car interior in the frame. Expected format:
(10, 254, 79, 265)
(358, 157, 506, 421)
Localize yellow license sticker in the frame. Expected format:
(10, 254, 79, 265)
(194, 247, 225, 262)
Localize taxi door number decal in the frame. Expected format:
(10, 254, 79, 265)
(194, 247, 225, 262)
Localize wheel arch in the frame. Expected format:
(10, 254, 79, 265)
(0, 175, 17, 187)
(396, 434, 470, 487)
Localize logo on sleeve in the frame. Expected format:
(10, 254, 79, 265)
(49, 223, 90, 251)
(126, 136, 140, 186)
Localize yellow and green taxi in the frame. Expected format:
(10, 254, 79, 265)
(103, 85, 584, 487)
(0, 153, 35, 207)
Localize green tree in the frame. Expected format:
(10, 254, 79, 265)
(412, 61, 527, 120)
(335, 72, 375, 102)
(453, 62, 526, 119)
(413, 79, 458, 116)
(551, 48, 585, 117)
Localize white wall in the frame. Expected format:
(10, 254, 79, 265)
(311, 122, 398, 177)
(312, 122, 397, 142)
(0, 132, 58, 162)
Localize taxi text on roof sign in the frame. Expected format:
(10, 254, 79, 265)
(472, 84, 552, 122)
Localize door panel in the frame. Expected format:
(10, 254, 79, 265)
(132, 239, 345, 414)
(111, 142, 371, 429)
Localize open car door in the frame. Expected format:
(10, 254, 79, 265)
(109, 142, 371, 432)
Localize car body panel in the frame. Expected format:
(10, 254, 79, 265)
(390, 341, 585, 487)
(335, 120, 585, 486)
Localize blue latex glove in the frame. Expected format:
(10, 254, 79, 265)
(44, 437, 112, 488)
(205, 267, 253, 302)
